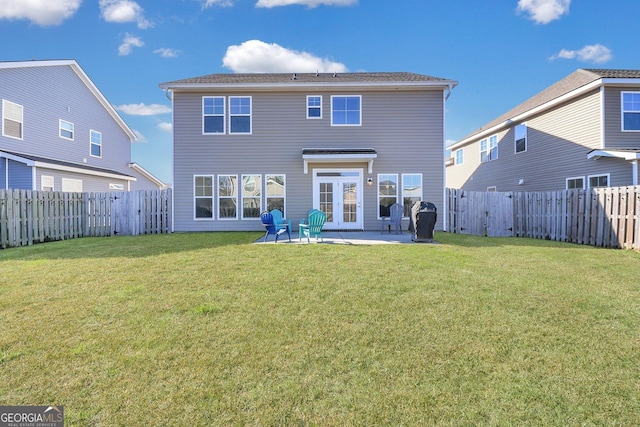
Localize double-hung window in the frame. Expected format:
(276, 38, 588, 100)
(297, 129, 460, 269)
(480, 135, 498, 162)
(194, 175, 214, 219)
(402, 174, 422, 217)
(515, 124, 527, 153)
(218, 175, 238, 219)
(229, 96, 251, 134)
(203, 96, 225, 134)
(90, 130, 102, 157)
(331, 95, 361, 126)
(622, 92, 640, 131)
(378, 174, 398, 218)
(2, 99, 23, 140)
(241, 175, 262, 219)
(455, 149, 463, 165)
(60, 120, 74, 140)
(307, 96, 322, 119)
(266, 175, 286, 213)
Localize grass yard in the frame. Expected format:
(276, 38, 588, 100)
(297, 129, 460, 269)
(0, 232, 639, 426)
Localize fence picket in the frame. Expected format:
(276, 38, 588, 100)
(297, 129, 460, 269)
(446, 187, 640, 251)
(0, 189, 171, 249)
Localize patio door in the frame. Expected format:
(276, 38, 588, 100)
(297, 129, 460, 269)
(313, 169, 363, 230)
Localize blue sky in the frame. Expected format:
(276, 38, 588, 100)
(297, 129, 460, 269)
(1, 0, 638, 183)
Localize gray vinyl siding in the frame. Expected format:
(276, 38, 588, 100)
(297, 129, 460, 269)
(34, 168, 129, 192)
(603, 87, 640, 148)
(0, 65, 133, 180)
(173, 89, 445, 232)
(447, 89, 631, 191)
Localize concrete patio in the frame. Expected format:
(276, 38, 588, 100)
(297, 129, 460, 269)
(254, 230, 438, 245)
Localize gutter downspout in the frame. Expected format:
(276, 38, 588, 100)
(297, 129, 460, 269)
(633, 160, 639, 186)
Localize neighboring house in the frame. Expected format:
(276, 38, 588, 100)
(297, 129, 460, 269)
(159, 72, 457, 232)
(0, 60, 165, 192)
(447, 69, 640, 192)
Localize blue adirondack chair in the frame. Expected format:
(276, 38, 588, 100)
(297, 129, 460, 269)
(299, 209, 326, 243)
(261, 211, 288, 243)
(381, 202, 404, 234)
(270, 209, 291, 241)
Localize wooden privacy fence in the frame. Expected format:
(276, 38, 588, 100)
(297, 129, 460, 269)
(0, 189, 172, 249)
(446, 186, 640, 250)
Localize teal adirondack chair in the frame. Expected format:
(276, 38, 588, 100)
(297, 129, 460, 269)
(270, 209, 291, 241)
(299, 209, 326, 243)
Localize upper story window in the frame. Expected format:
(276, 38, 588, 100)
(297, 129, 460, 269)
(331, 95, 361, 126)
(307, 95, 322, 119)
(515, 123, 527, 153)
(2, 99, 23, 140)
(229, 96, 251, 134)
(455, 149, 463, 165)
(480, 135, 498, 162)
(60, 120, 74, 140)
(90, 130, 102, 158)
(203, 96, 225, 134)
(622, 92, 640, 131)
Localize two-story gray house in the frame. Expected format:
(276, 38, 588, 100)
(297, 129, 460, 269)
(447, 69, 640, 192)
(160, 72, 457, 232)
(0, 60, 165, 192)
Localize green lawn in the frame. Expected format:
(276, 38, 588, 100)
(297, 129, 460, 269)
(1, 232, 639, 426)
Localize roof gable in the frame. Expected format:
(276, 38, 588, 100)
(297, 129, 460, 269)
(453, 68, 640, 148)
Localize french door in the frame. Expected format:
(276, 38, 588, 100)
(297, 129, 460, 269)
(313, 169, 363, 230)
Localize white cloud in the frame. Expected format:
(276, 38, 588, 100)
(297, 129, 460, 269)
(256, 0, 356, 7)
(550, 44, 612, 64)
(99, 0, 152, 29)
(202, 0, 234, 7)
(116, 103, 171, 116)
(222, 40, 347, 73)
(517, 0, 570, 24)
(0, 0, 81, 26)
(118, 34, 144, 56)
(154, 48, 181, 58)
(158, 122, 173, 133)
(132, 129, 147, 142)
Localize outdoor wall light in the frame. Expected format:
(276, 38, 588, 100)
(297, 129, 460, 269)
(367, 178, 373, 186)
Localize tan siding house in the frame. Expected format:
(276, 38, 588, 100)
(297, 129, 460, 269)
(160, 72, 457, 232)
(447, 69, 640, 192)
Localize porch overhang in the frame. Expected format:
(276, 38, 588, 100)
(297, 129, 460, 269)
(587, 149, 640, 161)
(302, 148, 377, 174)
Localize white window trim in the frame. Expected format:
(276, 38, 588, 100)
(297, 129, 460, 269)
(487, 186, 497, 192)
(566, 176, 585, 190)
(194, 175, 214, 221)
(515, 123, 527, 154)
(401, 173, 423, 218)
(60, 119, 74, 141)
(202, 96, 225, 135)
(621, 91, 640, 132)
(455, 149, 463, 165)
(41, 175, 54, 191)
(331, 95, 362, 126)
(217, 174, 238, 220)
(2, 99, 24, 140)
(377, 173, 399, 219)
(229, 96, 252, 135)
(306, 95, 322, 119)
(241, 174, 262, 220)
(90, 129, 102, 158)
(587, 173, 610, 188)
(61, 178, 83, 192)
(265, 174, 286, 216)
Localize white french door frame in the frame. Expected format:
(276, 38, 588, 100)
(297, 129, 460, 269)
(312, 168, 364, 230)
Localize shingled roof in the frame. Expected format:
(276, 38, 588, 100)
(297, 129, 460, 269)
(454, 69, 640, 146)
(160, 72, 455, 87)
